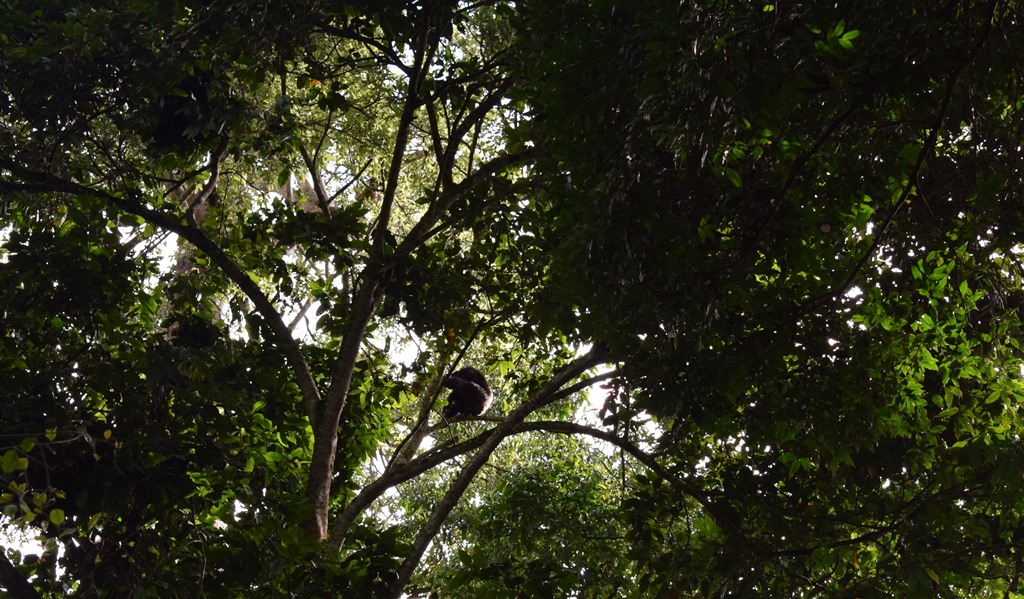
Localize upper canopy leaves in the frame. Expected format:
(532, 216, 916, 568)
(511, 0, 1024, 594)
(2, 0, 1024, 597)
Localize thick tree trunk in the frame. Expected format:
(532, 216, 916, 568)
(0, 551, 42, 599)
(303, 281, 380, 540)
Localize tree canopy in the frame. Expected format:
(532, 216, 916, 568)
(2, 0, 1024, 597)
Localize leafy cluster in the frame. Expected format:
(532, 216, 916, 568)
(1, 0, 1024, 597)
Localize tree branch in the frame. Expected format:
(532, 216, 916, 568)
(439, 79, 513, 187)
(298, 142, 333, 216)
(327, 423, 485, 552)
(0, 550, 42, 599)
(369, 2, 436, 259)
(305, 279, 380, 540)
(0, 164, 323, 420)
(185, 138, 228, 226)
(398, 147, 537, 254)
(302, 3, 450, 544)
(386, 345, 610, 597)
(825, 2, 996, 304)
(518, 420, 712, 510)
(538, 370, 619, 409)
(326, 413, 717, 554)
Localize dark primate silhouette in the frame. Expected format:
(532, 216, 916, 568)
(441, 367, 492, 418)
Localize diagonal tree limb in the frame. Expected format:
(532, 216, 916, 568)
(0, 550, 42, 599)
(397, 147, 538, 254)
(0, 164, 323, 419)
(298, 142, 333, 216)
(368, 0, 436, 258)
(825, 1, 996, 305)
(304, 279, 381, 540)
(538, 370, 618, 408)
(441, 79, 513, 181)
(304, 3, 447, 542)
(185, 138, 228, 226)
(326, 411, 718, 554)
(386, 344, 610, 598)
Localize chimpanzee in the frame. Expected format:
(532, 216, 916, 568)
(441, 367, 492, 419)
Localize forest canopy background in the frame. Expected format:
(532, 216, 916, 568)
(2, 0, 1024, 597)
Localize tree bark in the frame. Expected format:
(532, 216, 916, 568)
(304, 281, 380, 540)
(0, 551, 42, 599)
(302, 4, 440, 540)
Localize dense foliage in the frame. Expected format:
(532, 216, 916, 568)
(2, 0, 1024, 597)
(518, 1, 1024, 595)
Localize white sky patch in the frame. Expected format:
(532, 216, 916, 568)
(0, 224, 11, 263)
(576, 361, 612, 427)
(0, 527, 62, 577)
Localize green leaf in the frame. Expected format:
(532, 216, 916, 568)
(917, 348, 937, 370)
(262, 451, 284, 463)
(1, 450, 27, 474)
(725, 168, 742, 188)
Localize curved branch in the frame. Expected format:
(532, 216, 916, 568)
(518, 421, 711, 512)
(0, 164, 322, 416)
(398, 147, 538, 254)
(386, 345, 610, 598)
(298, 142, 333, 216)
(326, 412, 713, 554)
(0, 550, 42, 599)
(120, 196, 324, 416)
(185, 138, 228, 226)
